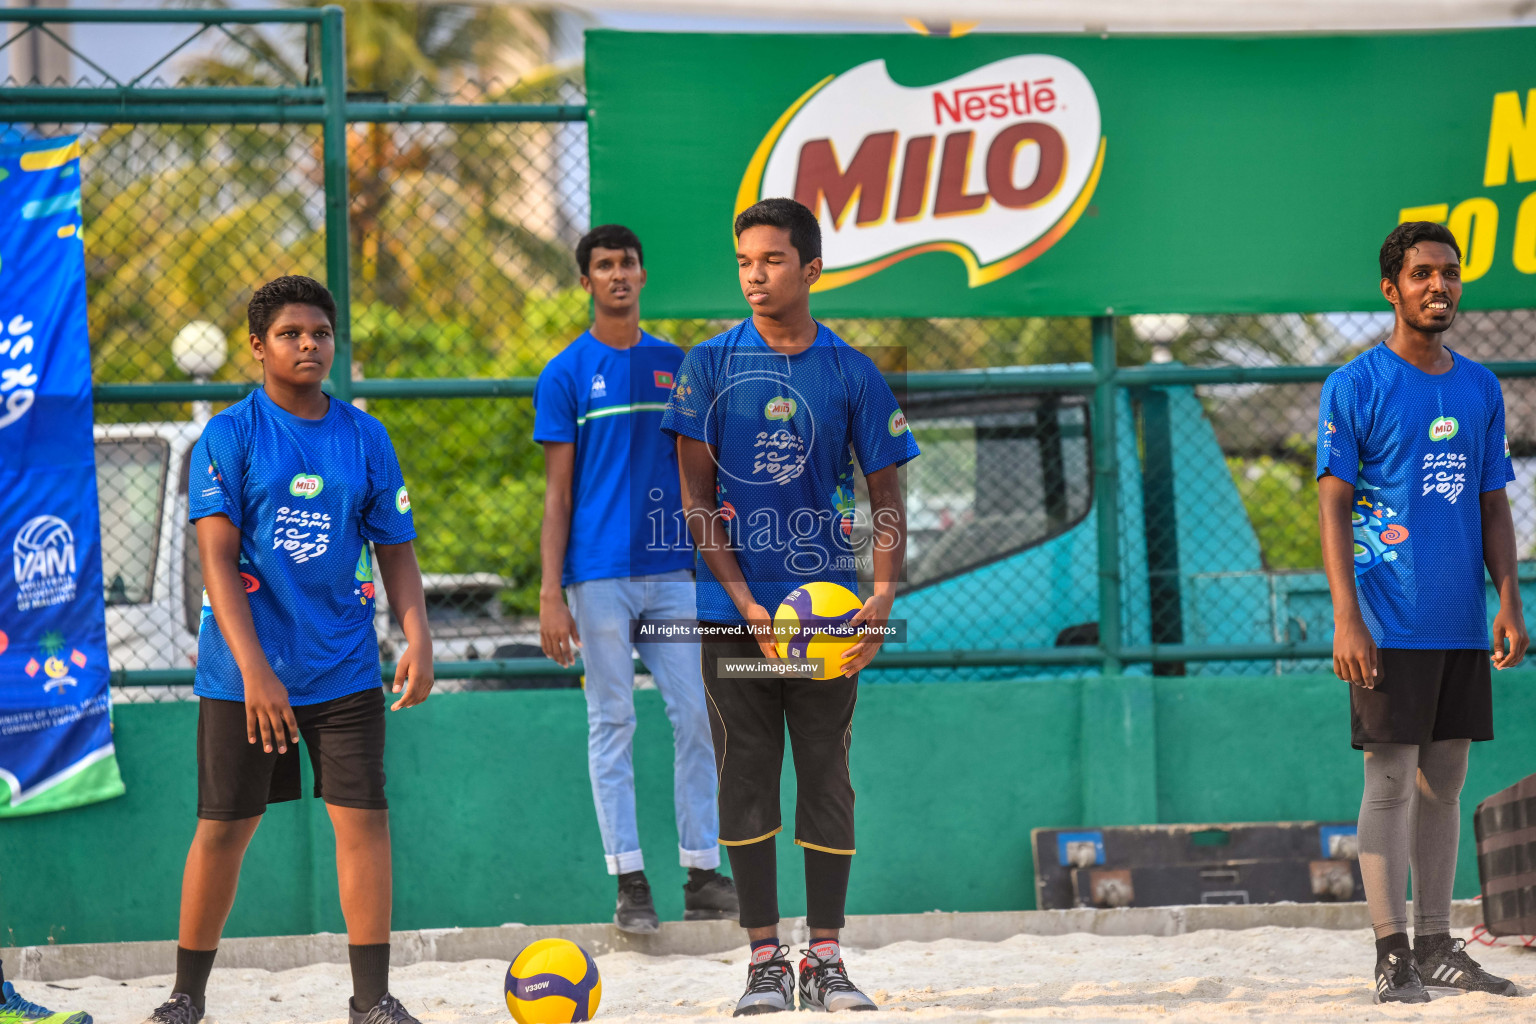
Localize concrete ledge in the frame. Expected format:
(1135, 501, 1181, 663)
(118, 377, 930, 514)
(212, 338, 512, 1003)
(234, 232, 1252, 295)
(1, 900, 1483, 983)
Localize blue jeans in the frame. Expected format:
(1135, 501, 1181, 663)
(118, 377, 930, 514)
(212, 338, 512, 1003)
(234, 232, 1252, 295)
(567, 569, 719, 875)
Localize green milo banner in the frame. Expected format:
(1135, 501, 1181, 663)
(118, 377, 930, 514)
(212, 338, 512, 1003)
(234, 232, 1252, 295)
(587, 29, 1536, 318)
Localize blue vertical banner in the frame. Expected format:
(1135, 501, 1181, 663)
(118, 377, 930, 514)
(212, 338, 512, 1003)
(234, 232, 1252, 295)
(0, 136, 125, 816)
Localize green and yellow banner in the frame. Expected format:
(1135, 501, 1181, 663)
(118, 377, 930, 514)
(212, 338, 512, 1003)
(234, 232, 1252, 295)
(587, 28, 1536, 317)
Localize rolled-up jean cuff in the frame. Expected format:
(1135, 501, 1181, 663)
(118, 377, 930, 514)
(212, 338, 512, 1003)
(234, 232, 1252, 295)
(605, 850, 645, 875)
(680, 845, 721, 870)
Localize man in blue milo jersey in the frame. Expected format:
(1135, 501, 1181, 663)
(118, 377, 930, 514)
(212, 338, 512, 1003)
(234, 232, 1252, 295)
(535, 225, 737, 934)
(140, 277, 434, 1024)
(662, 198, 919, 1015)
(1318, 223, 1526, 1004)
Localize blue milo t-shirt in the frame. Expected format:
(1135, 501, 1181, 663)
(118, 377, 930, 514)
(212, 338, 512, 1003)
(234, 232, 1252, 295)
(1316, 344, 1513, 649)
(189, 388, 417, 705)
(660, 319, 921, 623)
(533, 330, 693, 585)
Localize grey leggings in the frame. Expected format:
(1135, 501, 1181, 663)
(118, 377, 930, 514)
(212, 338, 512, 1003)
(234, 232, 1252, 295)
(1358, 739, 1470, 938)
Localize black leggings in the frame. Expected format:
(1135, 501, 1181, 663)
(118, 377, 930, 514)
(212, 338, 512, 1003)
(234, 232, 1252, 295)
(728, 836, 852, 930)
(701, 621, 859, 929)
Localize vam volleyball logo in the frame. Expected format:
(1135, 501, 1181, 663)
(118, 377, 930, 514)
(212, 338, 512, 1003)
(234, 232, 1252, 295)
(12, 514, 77, 611)
(738, 55, 1104, 291)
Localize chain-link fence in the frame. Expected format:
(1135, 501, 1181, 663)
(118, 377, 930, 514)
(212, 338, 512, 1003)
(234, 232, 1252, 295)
(7, 10, 1535, 700)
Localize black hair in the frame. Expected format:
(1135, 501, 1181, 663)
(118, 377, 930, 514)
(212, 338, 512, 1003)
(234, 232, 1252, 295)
(576, 224, 643, 277)
(734, 197, 822, 265)
(248, 275, 337, 339)
(1379, 222, 1461, 284)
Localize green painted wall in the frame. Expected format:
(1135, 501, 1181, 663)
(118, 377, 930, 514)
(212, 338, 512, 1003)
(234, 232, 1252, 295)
(3, 672, 1534, 948)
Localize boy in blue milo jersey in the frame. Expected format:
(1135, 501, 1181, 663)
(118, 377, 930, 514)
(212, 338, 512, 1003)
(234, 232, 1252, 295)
(140, 277, 434, 1024)
(1318, 223, 1526, 1004)
(534, 225, 737, 933)
(662, 199, 919, 1015)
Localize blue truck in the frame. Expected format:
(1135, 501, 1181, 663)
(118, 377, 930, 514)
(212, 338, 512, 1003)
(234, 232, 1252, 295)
(887, 364, 1522, 676)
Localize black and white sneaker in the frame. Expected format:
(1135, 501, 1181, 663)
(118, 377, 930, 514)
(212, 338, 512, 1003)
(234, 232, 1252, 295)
(683, 869, 740, 922)
(733, 945, 795, 1016)
(140, 993, 203, 1024)
(347, 993, 421, 1024)
(798, 945, 877, 1012)
(615, 871, 660, 934)
(1415, 935, 1520, 996)
(1374, 949, 1431, 1004)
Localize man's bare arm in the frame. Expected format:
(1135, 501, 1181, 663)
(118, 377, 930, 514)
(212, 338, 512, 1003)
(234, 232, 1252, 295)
(1318, 472, 1378, 687)
(538, 442, 581, 667)
(1481, 487, 1529, 669)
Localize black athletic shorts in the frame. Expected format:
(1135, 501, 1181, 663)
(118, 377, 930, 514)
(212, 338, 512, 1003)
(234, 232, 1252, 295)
(1350, 648, 1493, 750)
(197, 686, 388, 820)
(699, 621, 858, 854)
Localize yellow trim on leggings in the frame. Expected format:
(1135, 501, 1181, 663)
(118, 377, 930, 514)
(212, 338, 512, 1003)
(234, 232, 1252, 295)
(796, 838, 856, 855)
(720, 827, 783, 846)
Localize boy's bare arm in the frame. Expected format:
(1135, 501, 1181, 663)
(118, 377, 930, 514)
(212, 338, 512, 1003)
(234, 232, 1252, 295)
(197, 514, 298, 752)
(375, 540, 434, 708)
(841, 464, 905, 675)
(677, 435, 777, 657)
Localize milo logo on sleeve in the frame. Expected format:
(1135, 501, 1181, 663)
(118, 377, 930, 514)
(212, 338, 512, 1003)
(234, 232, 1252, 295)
(1428, 416, 1459, 442)
(289, 473, 324, 498)
(395, 485, 411, 514)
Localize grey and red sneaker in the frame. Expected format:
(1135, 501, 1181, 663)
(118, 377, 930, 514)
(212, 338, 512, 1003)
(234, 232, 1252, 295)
(798, 942, 876, 1012)
(1414, 935, 1519, 996)
(734, 945, 795, 1016)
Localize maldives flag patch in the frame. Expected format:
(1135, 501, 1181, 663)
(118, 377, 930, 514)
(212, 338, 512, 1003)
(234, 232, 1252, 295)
(654, 370, 675, 388)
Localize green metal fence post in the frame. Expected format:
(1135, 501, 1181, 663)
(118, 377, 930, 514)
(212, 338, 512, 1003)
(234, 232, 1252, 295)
(320, 5, 352, 402)
(1091, 315, 1122, 675)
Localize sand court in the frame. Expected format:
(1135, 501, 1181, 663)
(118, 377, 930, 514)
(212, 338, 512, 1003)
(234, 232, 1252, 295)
(33, 926, 1536, 1024)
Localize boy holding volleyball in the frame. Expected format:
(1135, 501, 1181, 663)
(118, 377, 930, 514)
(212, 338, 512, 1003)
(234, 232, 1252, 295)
(1317, 223, 1525, 1003)
(139, 276, 433, 1024)
(661, 198, 919, 1015)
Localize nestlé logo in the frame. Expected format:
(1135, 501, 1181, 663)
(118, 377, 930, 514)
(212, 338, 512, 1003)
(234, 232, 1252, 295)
(739, 55, 1104, 291)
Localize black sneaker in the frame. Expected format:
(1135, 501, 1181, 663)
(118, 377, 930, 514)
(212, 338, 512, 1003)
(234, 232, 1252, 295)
(615, 871, 660, 934)
(683, 869, 740, 921)
(733, 946, 795, 1016)
(347, 993, 421, 1024)
(139, 994, 203, 1024)
(1374, 949, 1431, 1004)
(1415, 935, 1520, 996)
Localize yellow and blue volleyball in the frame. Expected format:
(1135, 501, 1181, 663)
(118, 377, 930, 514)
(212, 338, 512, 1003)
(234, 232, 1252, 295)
(774, 581, 865, 680)
(504, 938, 601, 1024)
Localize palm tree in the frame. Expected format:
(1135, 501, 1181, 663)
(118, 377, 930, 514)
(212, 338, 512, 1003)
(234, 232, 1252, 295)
(180, 1, 583, 316)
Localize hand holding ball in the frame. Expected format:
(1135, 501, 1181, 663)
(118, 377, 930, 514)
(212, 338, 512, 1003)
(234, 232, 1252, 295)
(773, 581, 865, 679)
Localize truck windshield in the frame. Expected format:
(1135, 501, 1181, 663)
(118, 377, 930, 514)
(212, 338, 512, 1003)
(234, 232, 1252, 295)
(96, 436, 170, 605)
(900, 392, 1092, 590)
